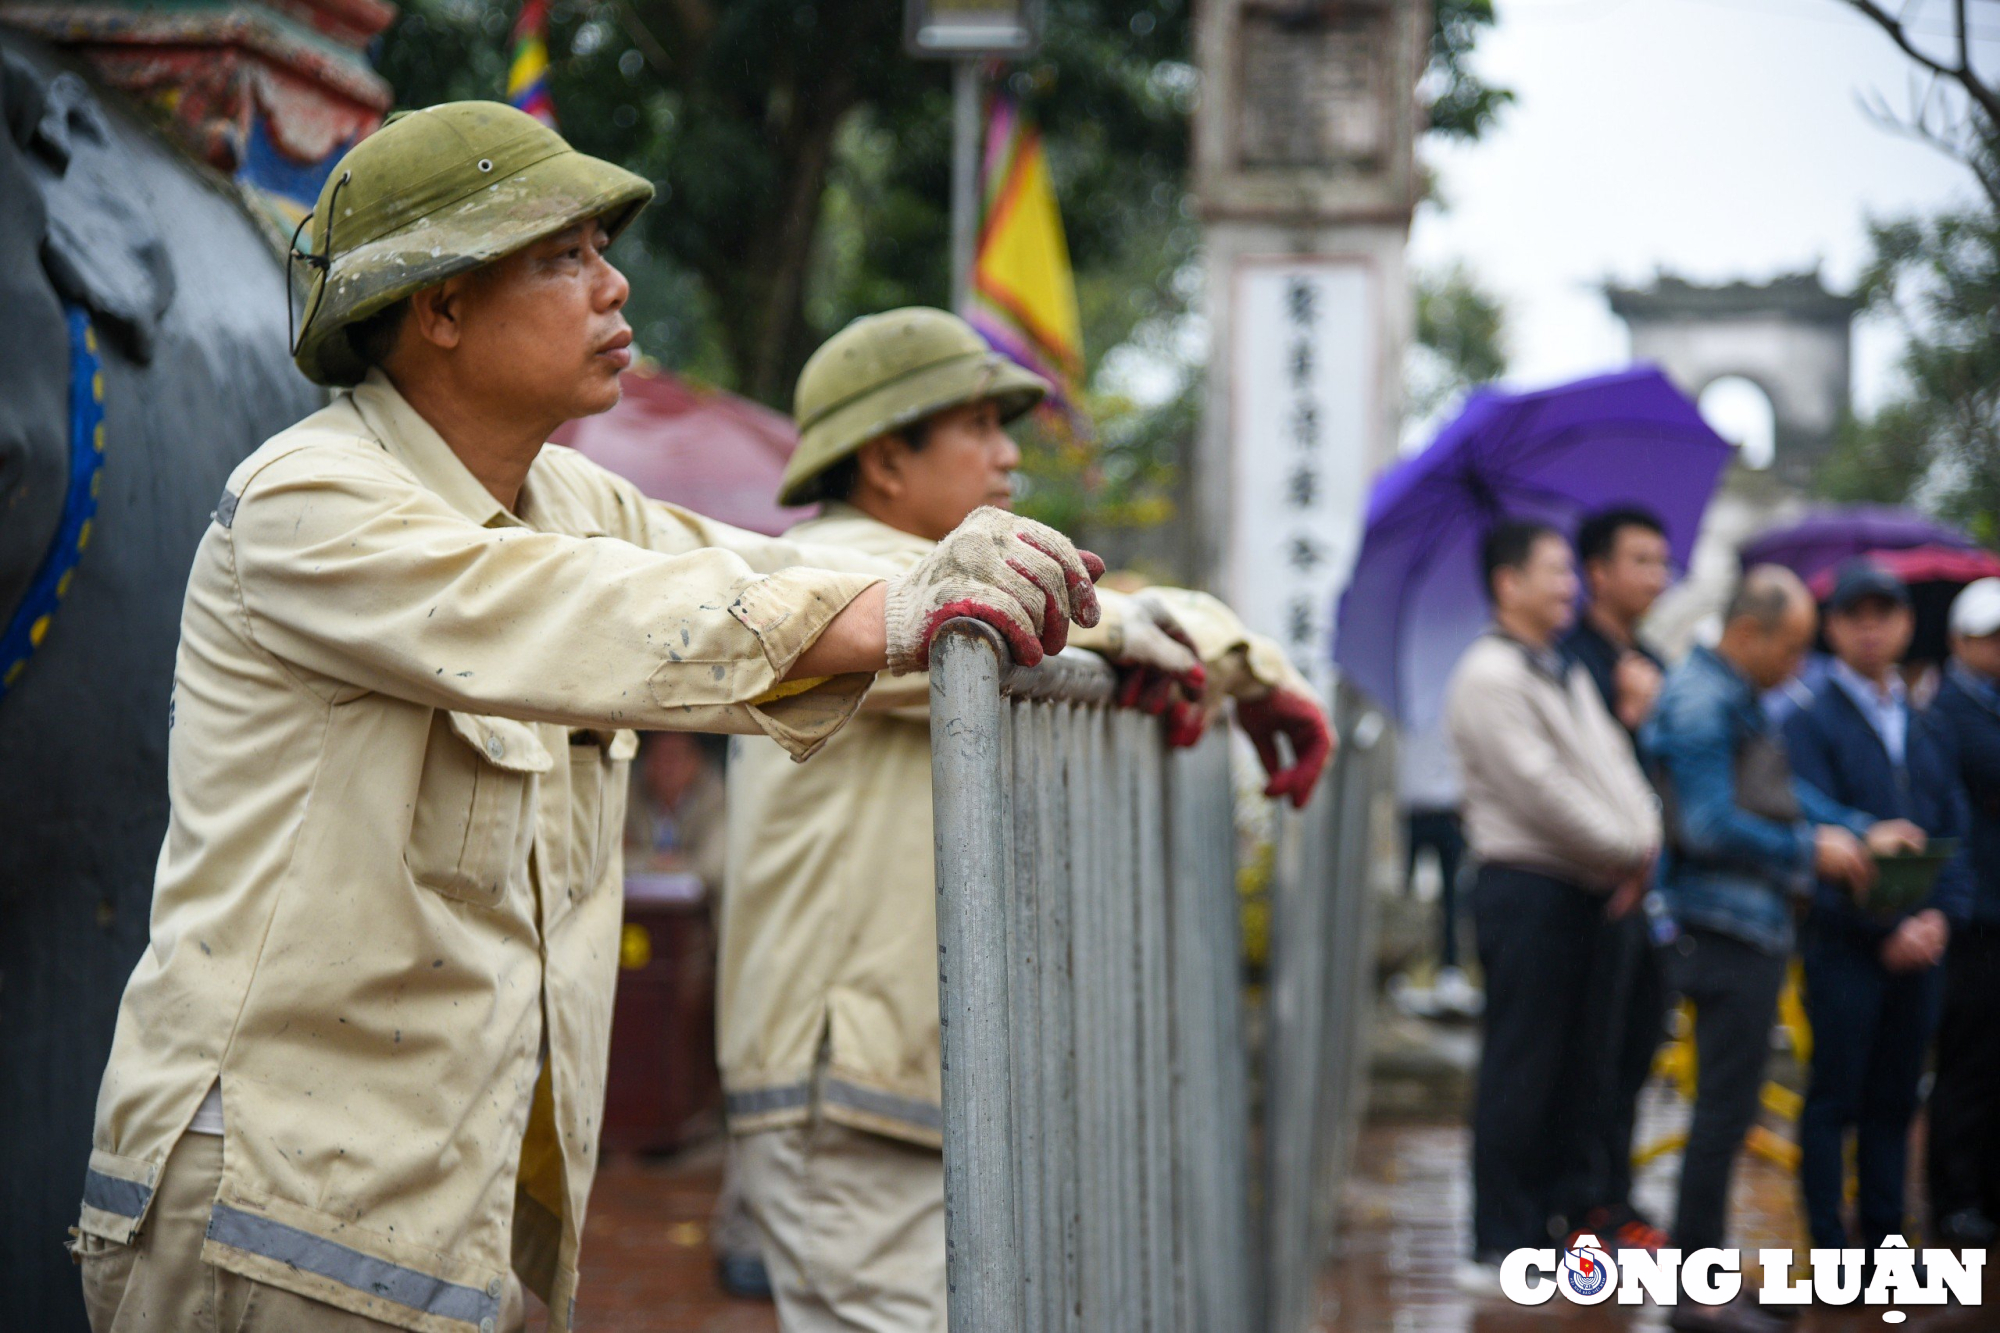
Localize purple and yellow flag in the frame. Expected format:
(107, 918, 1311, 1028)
(965, 91, 1084, 417)
(507, 0, 557, 128)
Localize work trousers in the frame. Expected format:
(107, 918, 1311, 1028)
(1405, 808, 1468, 967)
(736, 1119, 946, 1332)
(1565, 906, 1668, 1224)
(1664, 926, 1788, 1255)
(75, 1131, 528, 1333)
(1470, 864, 1601, 1256)
(1928, 922, 2000, 1230)
(1798, 923, 1944, 1249)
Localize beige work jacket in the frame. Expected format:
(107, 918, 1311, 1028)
(718, 508, 943, 1145)
(716, 508, 1294, 1149)
(78, 373, 888, 1333)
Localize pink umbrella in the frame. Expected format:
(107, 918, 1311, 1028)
(551, 368, 814, 537)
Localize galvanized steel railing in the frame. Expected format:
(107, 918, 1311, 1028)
(930, 621, 1388, 1332)
(929, 619, 1255, 1333)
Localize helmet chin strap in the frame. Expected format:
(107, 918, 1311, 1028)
(286, 170, 351, 359)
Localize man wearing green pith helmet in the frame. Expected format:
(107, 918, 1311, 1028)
(69, 104, 1109, 1333)
(718, 307, 1336, 1330)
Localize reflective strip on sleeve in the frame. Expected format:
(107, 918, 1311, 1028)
(823, 1079, 943, 1134)
(82, 1169, 153, 1219)
(723, 1084, 811, 1121)
(206, 1202, 499, 1327)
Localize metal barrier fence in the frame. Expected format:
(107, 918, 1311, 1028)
(930, 621, 1384, 1332)
(930, 621, 1252, 1333)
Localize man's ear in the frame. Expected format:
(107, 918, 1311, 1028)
(406, 278, 467, 351)
(855, 436, 908, 499)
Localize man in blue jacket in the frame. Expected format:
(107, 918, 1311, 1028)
(1644, 566, 1914, 1333)
(1924, 577, 2000, 1248)
(1782, 562, 1968, 1254)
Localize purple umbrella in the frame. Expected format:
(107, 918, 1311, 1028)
(1332, 367, 1732, 729)
(1738, 505, 1976, 584)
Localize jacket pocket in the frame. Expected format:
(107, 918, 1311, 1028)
(567, 729, 638, 901)
(406, 711, 554, 908)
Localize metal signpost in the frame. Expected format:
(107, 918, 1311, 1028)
(901, 0, 1043, 309)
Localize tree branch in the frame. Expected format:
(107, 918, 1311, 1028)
(610, 0, 674, 75)
(1842, 0, 2000, 127)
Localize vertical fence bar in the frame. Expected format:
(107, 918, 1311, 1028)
(1112, 710, 1146, 1332)
(1168, 730, 1248, 1333)
(1006, 699, 1046, 1326)
(1133, 721, 1177, 1332)
(1263, 752, 1335, 1333)
(1072, 705, 1116, 1333)
(1037, 702, 1083, 1333)
(931, 625, 1023, 1330)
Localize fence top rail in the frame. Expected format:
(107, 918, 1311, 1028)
(934, 619, 1119, 706)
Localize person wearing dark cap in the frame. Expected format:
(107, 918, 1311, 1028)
(1922, 577, 2000, 1248)
(1782, 560, 1969, 1254)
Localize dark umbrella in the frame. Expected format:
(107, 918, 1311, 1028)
(1738, 506, 1976, 585)
(1332, 367, 1733, 730)
(1809, 545, 2000, 664)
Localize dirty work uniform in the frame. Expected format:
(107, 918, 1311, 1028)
(75, 372, 887, 1333)
(718, 506, 1285, 1331)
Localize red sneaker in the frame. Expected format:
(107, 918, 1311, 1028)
(1613, 1219, 1670, 1254)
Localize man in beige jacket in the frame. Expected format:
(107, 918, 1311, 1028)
(71, 105, 1105, 1333)
(719, 308, 1334, 1331)
(1444, 517, 1661, 1292)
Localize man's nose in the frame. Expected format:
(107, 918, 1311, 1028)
(996, 433, 1022, 471)
(596, 254, 631, 312)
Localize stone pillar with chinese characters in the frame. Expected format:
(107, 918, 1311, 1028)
(1192, 0, 1425, 689)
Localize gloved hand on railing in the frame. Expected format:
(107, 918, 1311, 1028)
(1236, 682, 1333, 809)
(885, 506, 1104, 674)
(1124, 587, 1336, 806)
(1086, 589, 1209, 747)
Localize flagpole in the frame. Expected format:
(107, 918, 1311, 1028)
(950, 57, 980, 313)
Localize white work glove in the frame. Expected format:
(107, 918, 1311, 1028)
(884, 506, 1104, 674)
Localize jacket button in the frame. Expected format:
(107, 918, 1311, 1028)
(485, 735, 505, 760)
(487, 1278, 503, 1298)
(480, 1319, 495, 1333)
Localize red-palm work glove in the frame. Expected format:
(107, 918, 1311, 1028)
(1112, 602, 1209, 748)
(1236, 687, 1333, 808)
(885, 507, 1104, 673)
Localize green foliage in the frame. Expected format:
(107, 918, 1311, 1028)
(1406, 262, 1508, 427)
(1821, 211, 2000, 541)
(1428, 0, 1514, 141)
(372, 0, 1509, 560)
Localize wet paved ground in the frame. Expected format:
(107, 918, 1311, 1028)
(541, 1091, 1994, 1331)
(1318, 1086, 1995, 1333)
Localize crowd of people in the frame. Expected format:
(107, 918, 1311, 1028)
(1441, 509, 2000, 1331)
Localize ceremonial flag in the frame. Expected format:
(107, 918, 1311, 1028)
(507, 0, 557, 128)
(965, 90, 1084, 418)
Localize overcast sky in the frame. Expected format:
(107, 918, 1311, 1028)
(1409, 0, 1999, 415)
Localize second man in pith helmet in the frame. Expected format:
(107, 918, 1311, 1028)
(718, 306, 1334, 1330)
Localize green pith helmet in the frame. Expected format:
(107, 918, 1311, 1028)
(780, 308, 1050, 506)
(291, 101, 653, 387)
